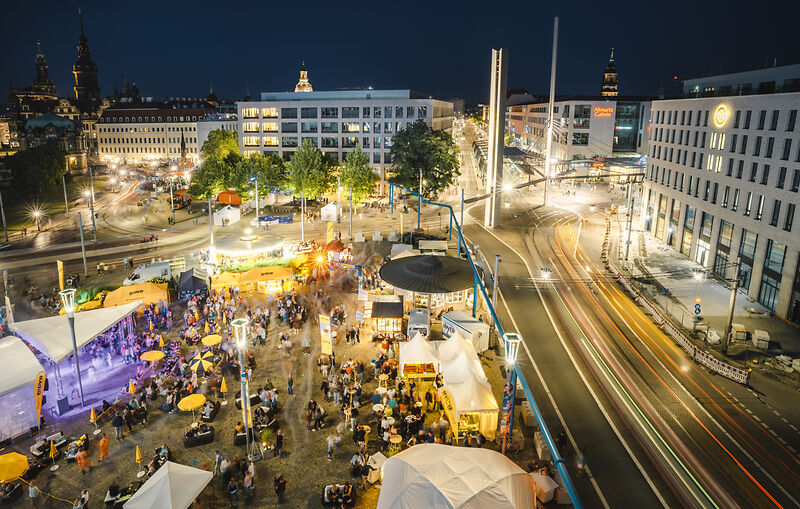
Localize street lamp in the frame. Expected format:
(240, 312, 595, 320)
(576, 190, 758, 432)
(250, 175, 259, 222)
(59, 289, 85, 407)
(232, 318, 258, 461)
(31, 209, 42, 231)
(501, 332, 523, 454)
(83, 190, 97, 242)
(540, 267, 552, 280)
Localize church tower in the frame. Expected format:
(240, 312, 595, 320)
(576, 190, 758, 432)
(73, 9, 101, 113)
(601, 48, 618, 98)
(33, 42, 56, 97)
(294, 63, 313, 92)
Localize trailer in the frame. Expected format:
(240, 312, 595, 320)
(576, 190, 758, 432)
(442, 310, 490, 352)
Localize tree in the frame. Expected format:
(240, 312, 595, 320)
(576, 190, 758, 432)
(389, 120, 460, 197)
(3, 144, 65, 196)
(286, 139, 333, 198)
(234, 153, 287, 197)
(200, 129, 238, 160)
(340, 145, 376, 205)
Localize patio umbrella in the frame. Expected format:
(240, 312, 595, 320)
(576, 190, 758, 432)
(201, 334, 222, 346)
(325, 239, 345, 252)
(178, 394, 207, 421)
(159, 335, 166, 348)
(0, 452, 28, 482)
(204, 322, 210, 334)
(379, 255, 474, 294)
(140, 350, 165, 362)
(189, 351, 214, 373)
(128, 380, 137, 394)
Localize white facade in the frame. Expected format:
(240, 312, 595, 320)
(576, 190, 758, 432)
(642, 92, 800, 321)
(507, 99, 651, 164)
(197, 113, 238, 154)
(236, 90, 453, 185)
(97, 106, 214, 164)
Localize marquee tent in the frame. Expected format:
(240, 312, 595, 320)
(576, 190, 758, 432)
(437, 330, 478, 362)
(9, 302, 141, 363)
(238, 265, 294, 293)
(320, 202, 339, 221)
(439, 350, 486, 384)
(178, 268, 208, 294)
(210, 271, 241, 292)
(213, 205, 241, 226)
(441, 376, 499, 441)
(124, 461, 212, 509)
(103, 283, 168, 309)
(399, 332, 438, 378)
(376, 444, 536, 509)
(0, 336, 45, 441)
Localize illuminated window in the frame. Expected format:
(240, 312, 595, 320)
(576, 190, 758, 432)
(243, 122, 259, 133)
(418, 106, 428, 118)
(242, 108, 258, 118)
(262, 122, 278, 132)
(243, 136, 260, 147)
(262, 108, 278, 118)
(243, 150, 259, 157)
(342, 122, 360, 133)
(263, 136, 279, 147)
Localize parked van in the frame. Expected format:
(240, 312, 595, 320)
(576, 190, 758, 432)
(407, 308, 430, 340)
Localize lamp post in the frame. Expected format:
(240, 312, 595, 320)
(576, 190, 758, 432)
(208, 196, 216, 266)
(501, 332, 522, 454)
(62, 174, 70, 216)
(0, 191, 8, 243)
(32, 210, 42, 231)
(59, 289, 85, 407)
(83, 190, 97, 243)
(169, 176, 175, 227)
(232, 318, 257, 461)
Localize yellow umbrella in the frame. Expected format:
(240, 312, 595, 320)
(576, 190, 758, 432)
(204, 322, 210, 334)
(0, 452, 29, 482)
(149, 319, 154, 331)
(189, 351, 214, 373)
(178, 393, 207, 421)
(194, 309, 200, 320)
(159, 335, 166, 348)
(201, 334, 222, 346)
(140, 350, 165, 362)
(48, 441, 58, 459)
(135, 445, 143, 464)
(128, 380, 136, 394)
(220, 377, 228, 394)
(89, 408, 98, 424)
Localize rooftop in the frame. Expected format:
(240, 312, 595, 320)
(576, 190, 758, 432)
(253, 89, 436, 102)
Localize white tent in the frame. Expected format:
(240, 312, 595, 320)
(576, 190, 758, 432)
(437, 330, 479, 363)
(377, 444, 536, 509)
(124, 461, 212, 509)
(439, 350, 486, 384)
(9, 302, 141, 363)
(441, 377, 499, 441)
(0, 336, 44, 441)
(399, 332, 439, 377)
(213, 205, 241, 226)
(320, 202, 339, 221)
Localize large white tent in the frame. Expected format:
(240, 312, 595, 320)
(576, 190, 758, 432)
(441, 376, 499, 440)
(9, 302, 141, 363)
(439, 350, 486, 384)
(399, 332, 439, 377)
(437, 330, 478, 362)
(377, 444, 536, 509)
(124, 461, 212, 509)
(0, 336, 44, 441)
(213, 205, 241, 226)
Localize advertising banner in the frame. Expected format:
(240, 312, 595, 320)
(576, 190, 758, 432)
(319, 314, 332, 355)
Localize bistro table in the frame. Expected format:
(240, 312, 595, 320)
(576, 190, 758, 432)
(388, 434, 403, 454)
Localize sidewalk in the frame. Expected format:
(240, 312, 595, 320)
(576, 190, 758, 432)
(615, 216, 800, 356)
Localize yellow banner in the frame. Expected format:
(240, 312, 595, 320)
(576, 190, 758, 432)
(327, 221, 334, 243)
(34, 371, 46, 423)
(57, 260, 64, 291)
(319, 314, 332, 355)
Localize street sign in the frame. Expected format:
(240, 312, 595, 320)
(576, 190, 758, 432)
(694, 303, 702, 315)
(695, 297, 702, 304)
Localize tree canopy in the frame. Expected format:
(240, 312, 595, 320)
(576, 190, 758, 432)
(286, 139, 334, 198)
(2, 143, 66, 196)
(237, 153, 287, 196)
(389, 120, 460, 197)
(340, 145, 376, 205)
(200, 129, 239, 161)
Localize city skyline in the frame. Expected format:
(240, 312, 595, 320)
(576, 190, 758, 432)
(2, 0, 799, 104)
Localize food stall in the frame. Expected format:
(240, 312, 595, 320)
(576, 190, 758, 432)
(238, 265, 294, 294)
(209, 271, 241, 293)
(399, 332, 438, 379)
(369, 295, 404, 340)
(440, 376, 499, 441)
(103, 282, 169, 311)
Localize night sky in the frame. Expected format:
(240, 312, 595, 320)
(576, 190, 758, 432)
(2, 0, 798, 105)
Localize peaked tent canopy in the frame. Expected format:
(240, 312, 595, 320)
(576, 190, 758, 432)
(379, 255, 474, 294)
(9, 302, 141, 363)
(439, 350, 485, 384)
(0, 336, 44, 397)
(124, 461, 213, 509)
(104, 283, 168, 308)
(178, 268, 208, 294)
(377, 444, 536, 509)
(399, 332, 439, 375)
(436, 330, 475, 362)
(441, 376, 499, 440)
(0, 336, 45, 441)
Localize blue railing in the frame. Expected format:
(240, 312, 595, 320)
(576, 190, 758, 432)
(388, 182, 583, 509)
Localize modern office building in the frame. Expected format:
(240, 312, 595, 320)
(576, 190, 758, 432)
(96, 102, 215, 164)
(506, 97, 651, 171)
(236, 67, 454, 187)
(642, 65, 800, 322)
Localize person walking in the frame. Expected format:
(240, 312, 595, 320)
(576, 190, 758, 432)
(76, 448, 91, 475)
(287, 373, 293, 396)
(98, 433, 110, 462)
(274, 473, 287, 504)
(227, 478, 238, 506)
(28, 479, 40, 508)
(576, 446, 587, 478)
(214, 450, 223, 476)
(275, 429, 284, 458)
(111, 412, 124, 440)
(243, 471, 254, 505)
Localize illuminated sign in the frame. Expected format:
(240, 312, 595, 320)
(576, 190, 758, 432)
(593, 106, 614, 118)
(713, 104, 729, 128)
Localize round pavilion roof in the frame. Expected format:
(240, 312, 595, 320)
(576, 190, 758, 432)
(379, 255, 474, 294)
